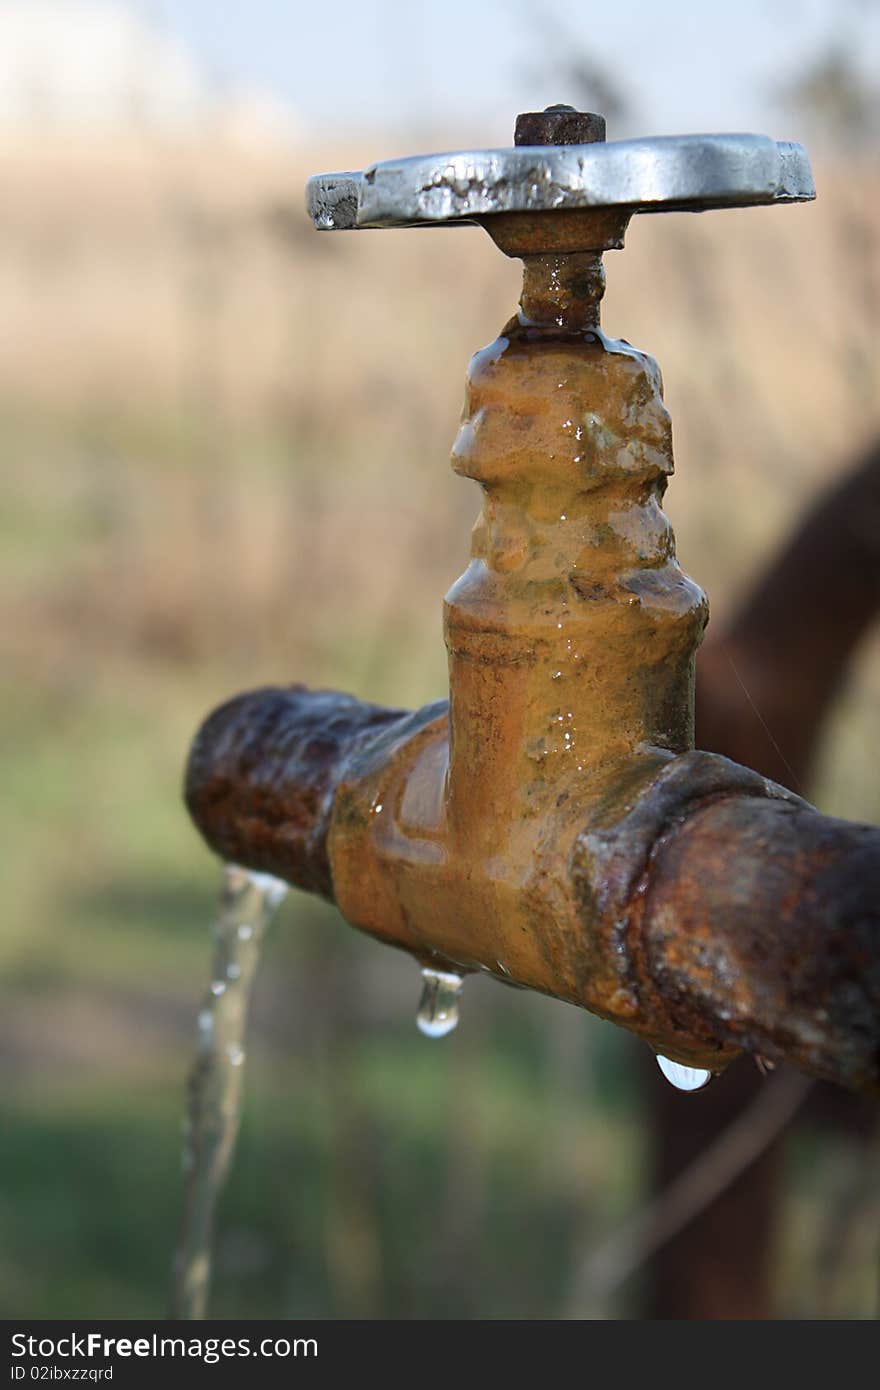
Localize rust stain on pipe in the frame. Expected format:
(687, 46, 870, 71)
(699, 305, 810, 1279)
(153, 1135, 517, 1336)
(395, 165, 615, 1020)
(635, 794, 880, 1092)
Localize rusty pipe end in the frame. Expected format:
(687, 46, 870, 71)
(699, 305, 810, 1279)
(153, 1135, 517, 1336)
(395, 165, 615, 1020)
(185, 685, 407, 898)
(640, 795, 880, 1094)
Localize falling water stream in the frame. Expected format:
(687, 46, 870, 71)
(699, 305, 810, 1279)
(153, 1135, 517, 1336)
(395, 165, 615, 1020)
(170, 863, 288, 1320)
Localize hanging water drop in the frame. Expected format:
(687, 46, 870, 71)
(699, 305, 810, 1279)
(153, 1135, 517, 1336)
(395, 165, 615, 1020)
(416, 966, 464, 1039)
(656, 1053, 713, 1092)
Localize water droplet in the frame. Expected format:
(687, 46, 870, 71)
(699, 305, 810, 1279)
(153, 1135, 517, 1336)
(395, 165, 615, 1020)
(210, 980, 226, 997)
(226, 962, 242, 980)
(197, 1009, 213, 1038)
(227, 1044, 245, 1067)
(656, 1054, 713, 1092)
(237, 924, 253, 941)
(416, 967, 464, 1039)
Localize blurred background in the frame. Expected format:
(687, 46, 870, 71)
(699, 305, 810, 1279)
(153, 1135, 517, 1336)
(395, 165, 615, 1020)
(1, 0, 878, 1320)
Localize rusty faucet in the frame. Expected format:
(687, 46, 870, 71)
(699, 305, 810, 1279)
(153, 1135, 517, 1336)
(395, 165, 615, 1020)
(185, 111, 880, 1094)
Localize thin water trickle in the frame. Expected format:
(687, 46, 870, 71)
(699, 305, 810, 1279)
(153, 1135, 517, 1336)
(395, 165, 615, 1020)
(416, 966, 464, 1038)
(655, 1053, 714, 1092)
(170, 863, 287, 1320)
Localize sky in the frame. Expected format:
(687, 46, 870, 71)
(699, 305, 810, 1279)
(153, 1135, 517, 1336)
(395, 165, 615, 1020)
(143, 0, 880, 145)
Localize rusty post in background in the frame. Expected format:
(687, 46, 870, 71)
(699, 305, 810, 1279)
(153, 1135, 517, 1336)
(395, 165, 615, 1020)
(646, 439, 880, 1320)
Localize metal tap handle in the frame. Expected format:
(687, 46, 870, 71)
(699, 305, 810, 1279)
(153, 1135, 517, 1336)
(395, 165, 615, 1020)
(307, 131, 814, 233)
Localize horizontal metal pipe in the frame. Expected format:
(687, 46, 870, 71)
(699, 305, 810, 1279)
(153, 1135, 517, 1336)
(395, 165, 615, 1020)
(185, 684, 880, 1095)
(636, 795, 880, 1093)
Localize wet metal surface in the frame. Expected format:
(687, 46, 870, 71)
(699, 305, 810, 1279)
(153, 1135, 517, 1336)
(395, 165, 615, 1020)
(185, 256, 880, 1093)
(186, 681, 880, 1092)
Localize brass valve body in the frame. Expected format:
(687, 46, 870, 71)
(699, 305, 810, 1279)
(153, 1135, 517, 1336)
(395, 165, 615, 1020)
(329, 257, 722, 1063)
